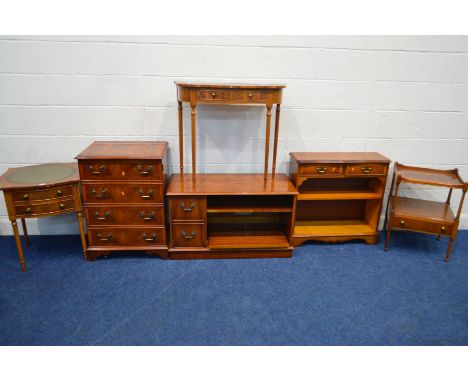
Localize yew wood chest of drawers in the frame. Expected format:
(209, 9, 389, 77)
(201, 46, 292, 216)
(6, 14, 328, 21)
(76, 141, 169, 260)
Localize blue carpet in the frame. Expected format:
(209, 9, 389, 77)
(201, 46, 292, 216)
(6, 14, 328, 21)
(0, 231, 467, 345)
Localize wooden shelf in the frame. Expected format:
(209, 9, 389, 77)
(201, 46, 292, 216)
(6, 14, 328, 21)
(208, 223, 290, 249)
(207, 206, 292, 213)
(294, 220, 375, 237)
(393, 197, 455, 223)
(298, 189, 382, 200)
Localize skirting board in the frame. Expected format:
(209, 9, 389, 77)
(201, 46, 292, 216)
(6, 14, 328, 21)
(1, 214, 468, 235)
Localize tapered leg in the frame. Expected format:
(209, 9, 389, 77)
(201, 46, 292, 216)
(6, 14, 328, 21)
(264, 105, 272, 178)
(21, 218, 29, 245)
(384, 220, 392, 251)
(272, 104, 281, 178)
(191, 104, 197, 177)
(11, 220, 26, 272)
(76, 212, 87, 260)
(445, 239, 455, 262)
(178, 101, 184, 174)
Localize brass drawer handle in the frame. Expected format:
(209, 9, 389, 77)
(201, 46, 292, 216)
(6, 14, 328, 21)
(23, 194, 29, 200)
(316, 167, 327, 174)
(400, 220, 405, 226)
(88, 165, 106, 175)
(361, 167, 372, 174)
(138, 189, 154, 199)
(248, 93, 253, 98)
(59, 203, 65, 209)
(56, 189, 63, 196)
(25, 208, 32, 214)
(91, 188, 109, 199)
(97, 233, 112, 241)
(140, 211, 156, 221)
(441, 226, 446, 232)
(180, 201, 196, 212)
(95, 211, 111, 221)
(136, 165, 153, 176)
(181, 231, 196, 239)
(211, 92, 216, 98)
(142, 233, 157, 242)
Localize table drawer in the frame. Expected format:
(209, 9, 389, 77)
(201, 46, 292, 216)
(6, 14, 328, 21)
(172, 223, 205, 248)
(15, 198, 75, 217)
(299, 163, 344, 176)
(392, 216, 453, 236)
(346, 163, 388, 176)
(12, 185, 74, 203)
(79, 161, 162, 181)
(85, 205, 164, 226)
(170, 196, 206, 221)
(88, 227, 166, 247)
(196, 90, 230, 102)
(81, 183, 164, 204)
(233, 91, 266, 103)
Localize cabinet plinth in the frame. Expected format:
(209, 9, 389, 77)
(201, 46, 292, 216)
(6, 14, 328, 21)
(76, 141, 169, 260)
(289, 152, 391, 246)
(167, 173, 298, 259)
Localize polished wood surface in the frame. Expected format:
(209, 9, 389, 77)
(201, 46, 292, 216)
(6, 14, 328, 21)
(167, 173, 296, 259)
(290, 152, 390, 246)
(175, 82, 285, 178)
(384, 162, 467, 262)
(75, 141, 168, 160)
(0, 163, 86, 272)
(77, 141, 169, 260)
(167, 174, 298, 195)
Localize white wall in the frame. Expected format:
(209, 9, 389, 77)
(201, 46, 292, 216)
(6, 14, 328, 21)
(0, 35, 467, 235)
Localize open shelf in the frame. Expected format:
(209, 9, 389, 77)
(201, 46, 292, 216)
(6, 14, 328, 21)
(208, 223, 290, 249)
(393, 196, 455, 222)
(298, 189, 382, 200)
(298, 177, 383, 200)
(294, 220, 375, 237)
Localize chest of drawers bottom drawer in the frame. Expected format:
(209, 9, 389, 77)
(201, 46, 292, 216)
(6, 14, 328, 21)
(88, 227, 166, 247)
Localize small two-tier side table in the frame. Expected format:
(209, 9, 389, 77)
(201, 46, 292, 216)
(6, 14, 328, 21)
(384, 163, 467, 262)
(0, 163, 87, 272)
(175, 82, 286, 178)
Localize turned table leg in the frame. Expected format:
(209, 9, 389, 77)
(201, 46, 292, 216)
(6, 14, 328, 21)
(21, 218, 29, 245)
(76, 211, 87, 260)
(11, 220, 26, 272)
(264, 105, 272, 178)
(272, 104, 281, 178)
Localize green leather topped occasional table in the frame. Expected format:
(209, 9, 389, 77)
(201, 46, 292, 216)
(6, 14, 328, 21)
(0, 163, 87, 272)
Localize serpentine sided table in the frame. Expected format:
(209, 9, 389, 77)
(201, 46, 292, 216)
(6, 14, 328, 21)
(0, 163, 87, 271)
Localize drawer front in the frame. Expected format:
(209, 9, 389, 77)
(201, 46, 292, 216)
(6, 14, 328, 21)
(233, 91, 266, 103)
(79, 161, 162, 181)
(15, 198, 75, 217)
(85, 205, 164, 226)
(170, 196, 206, 221)
(81, 183, 164, 204)
(346, 163, 388, 176)
(12, 185, 74, 203)
(392, 217, 453, 236)
(88, 227, 166, 247)
(196, 90, 230, 102)
(172, 223, 205, 248)
(300, 163, 344, 176)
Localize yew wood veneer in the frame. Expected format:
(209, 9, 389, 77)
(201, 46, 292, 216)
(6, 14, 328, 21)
(76, 141, 169, 260)
(175, 82, 285, 178)
(289, 152, 391, 246)
(167, 173, 298, 259)
(384, 162, 467, 262)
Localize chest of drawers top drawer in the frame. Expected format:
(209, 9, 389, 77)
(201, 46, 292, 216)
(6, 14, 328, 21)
(78, 160, 162, 181)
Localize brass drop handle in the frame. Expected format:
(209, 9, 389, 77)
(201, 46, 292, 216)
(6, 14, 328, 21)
(138, 189, 154, 199)
(211, 92, 216, 97)
(23, 194, 29, 200)
(95, 211, 111, 221)
(441, 226, 446, 232)
(59, 203, 65, 209)
(136, 165, 153, 176)
(56, 189, 63, 196)
(140, 211, 155, 221)
(142, 233, 157, 242)
(400, 220, 405, 226)
(180, 201, 196, 212)
(88, 165, 106, 175)
(316, 167, 327, 174)
(181, 231, 196, 239)
(25, 208, 32, 214)
(361, 167, 372, 174)
(91, 188, 109, 199)
(97, 233, 112, 241)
